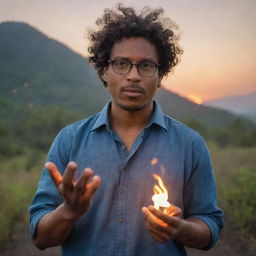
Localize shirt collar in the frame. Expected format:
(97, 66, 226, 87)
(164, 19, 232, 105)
(91, 100, 168, 132)
(146, 101, 168, 131)
(90, 101, 111, 131)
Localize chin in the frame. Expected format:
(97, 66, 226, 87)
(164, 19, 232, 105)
(118, 102, 148, 112)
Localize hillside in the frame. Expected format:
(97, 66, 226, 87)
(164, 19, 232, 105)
(155, 89, 241, 127)
(0, 21, 109, 116)
(0, 21, 250, 127)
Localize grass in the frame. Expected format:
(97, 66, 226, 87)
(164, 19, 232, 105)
(208, 142, 256, 239)
(0, 150, 45, 248)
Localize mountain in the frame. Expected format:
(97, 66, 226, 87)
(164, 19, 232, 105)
(0, 21, 109, 116)
(205, 92, 256, 122)
(0, 21, 252, 127)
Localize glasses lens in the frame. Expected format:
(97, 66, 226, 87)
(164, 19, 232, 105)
(138, 61, 157, 76)
(110, 58, 158, 76)
(112, 58, 130, 74)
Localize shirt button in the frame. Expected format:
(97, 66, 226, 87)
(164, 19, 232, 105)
(121, 144, 126, 150)
(116, 218, 124, 223)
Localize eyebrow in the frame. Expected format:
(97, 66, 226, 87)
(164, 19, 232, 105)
(111, 56, 157, 63)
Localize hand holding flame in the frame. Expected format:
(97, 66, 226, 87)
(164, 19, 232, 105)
(142, 173, 183, 243)
(142, 204, 183, 243)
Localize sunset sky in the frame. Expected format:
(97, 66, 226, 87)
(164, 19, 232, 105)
(1, 0, 255, 102)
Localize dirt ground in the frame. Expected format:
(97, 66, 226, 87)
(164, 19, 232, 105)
(0, 223, 60, 256)
(0, 223, 254, 256)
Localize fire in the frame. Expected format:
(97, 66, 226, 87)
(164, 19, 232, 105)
(152, 173, 170, 211)
(150, 158, 158, 165)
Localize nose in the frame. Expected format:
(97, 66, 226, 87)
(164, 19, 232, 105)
(126, 64, 141, 82)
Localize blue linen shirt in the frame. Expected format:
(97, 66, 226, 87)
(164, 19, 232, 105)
(29, 101, 224, 256)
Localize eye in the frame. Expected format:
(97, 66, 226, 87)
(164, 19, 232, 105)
(139, 61, 155, 70)
(114, 59, 129, 69)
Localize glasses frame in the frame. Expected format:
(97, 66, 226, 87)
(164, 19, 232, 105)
(108, 58, 160, 77)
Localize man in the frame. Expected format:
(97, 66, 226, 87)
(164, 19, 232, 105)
(29, 4, 223, 256)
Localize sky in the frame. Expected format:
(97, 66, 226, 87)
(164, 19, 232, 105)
(0, 0, 256, 102)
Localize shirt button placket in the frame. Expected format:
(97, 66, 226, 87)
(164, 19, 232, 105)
(116, 164, 127, 255)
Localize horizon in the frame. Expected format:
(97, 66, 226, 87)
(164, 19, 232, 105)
(0, 0, 255, 103)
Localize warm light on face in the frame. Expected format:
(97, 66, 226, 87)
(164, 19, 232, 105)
(152, 173, 171, 211)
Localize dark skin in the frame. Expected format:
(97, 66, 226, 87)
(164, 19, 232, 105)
(104, 37, 161, 150)
(33, 37, 211, 250)
(142, 205, 211, 248)
(33, 162, 101, 249)
(142, 205, 183, 243)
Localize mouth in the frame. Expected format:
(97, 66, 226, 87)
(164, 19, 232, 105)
(121, 86, 145, 97)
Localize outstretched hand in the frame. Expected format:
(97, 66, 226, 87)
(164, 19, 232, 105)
(142, 204, 183, 243)
(45, 161, 101, 220)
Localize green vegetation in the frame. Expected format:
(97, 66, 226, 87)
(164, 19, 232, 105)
(186, 119, 256, 240)
(0, 150, 44, 247)
(0, 101, 83, 247)
(226, 168, 256, 236)
(209, 143, 256, 240)
(185, 118, 256, 148)
(0, 99, 82, 156)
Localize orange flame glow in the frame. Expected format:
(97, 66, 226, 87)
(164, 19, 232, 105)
(152, 173, 170, 211)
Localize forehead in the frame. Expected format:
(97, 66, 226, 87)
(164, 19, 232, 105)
(110, 37, 158, 62)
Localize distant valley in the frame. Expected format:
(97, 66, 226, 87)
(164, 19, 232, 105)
(205, 92, 256, 122)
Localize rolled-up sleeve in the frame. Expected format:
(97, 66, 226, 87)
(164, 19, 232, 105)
(183, 135, 224, 250)
(29, 128, 71, 239)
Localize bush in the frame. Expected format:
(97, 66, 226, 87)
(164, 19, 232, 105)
(225, 168, 256, 237)
(186, 118, 256, 148)
(0, 151, 45, 248)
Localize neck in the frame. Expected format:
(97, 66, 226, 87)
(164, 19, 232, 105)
(110, 101, 154, 131)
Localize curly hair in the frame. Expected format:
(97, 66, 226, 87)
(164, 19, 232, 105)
(88, 3, 183, 86)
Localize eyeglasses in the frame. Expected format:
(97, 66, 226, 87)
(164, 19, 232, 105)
(108, 58, 160, 77)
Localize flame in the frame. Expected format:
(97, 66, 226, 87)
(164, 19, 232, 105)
(150, 158, 158, 165)
(152, 173, 170, 211)
(186, 94, 203, 105)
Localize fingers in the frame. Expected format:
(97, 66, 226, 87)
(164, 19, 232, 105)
(163, 204, 182, 217)
(62, 162, 77, 191)
(74, 168, 94, 197)
(148, 227, 169, 243)
(142, 207, 168, 227)
(86, 174, 101, 197)
(142, 207, 171, 242)
(142, 205, 183, 242)
(71, 167, 101, 201)
(45, 162, 101, 200)
(45, 162, 63, 187)
(148, 205, 182, 227)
